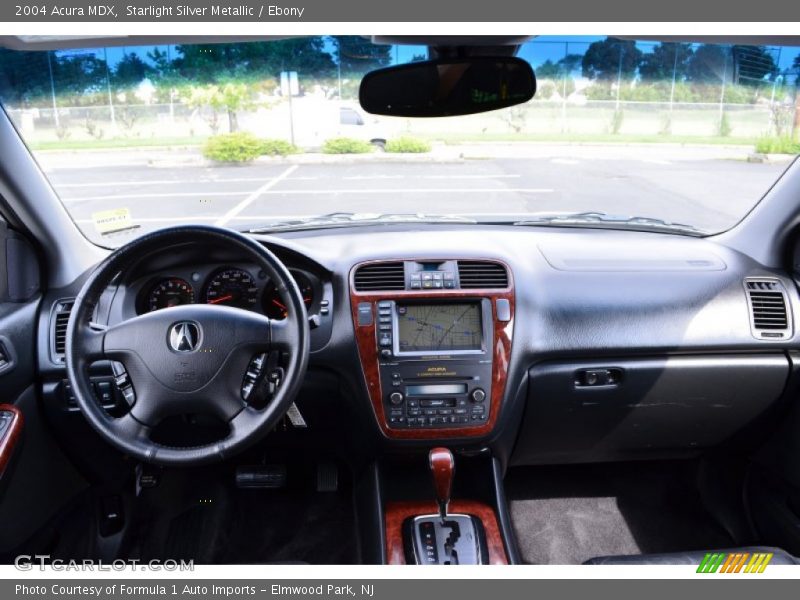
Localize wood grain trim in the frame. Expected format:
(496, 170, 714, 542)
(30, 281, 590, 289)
(384, 500, 508, 565)
(350, 259, 514, 440)
(0, 404, 23, 478)
(429, 447, 454, 505)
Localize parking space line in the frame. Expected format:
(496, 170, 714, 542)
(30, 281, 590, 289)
(421, 174, 522, 180)
(61, 191, 250, 203)
(215, 165, 299, 226)
(63, 186, 553, 203)
(56, 176, 301, 188)
(340, 174, 522, 181)
(342, 175, 405, 180)
(253, 187, 554, 195)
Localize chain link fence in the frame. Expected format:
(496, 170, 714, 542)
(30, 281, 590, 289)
(5, 97, 786, 147)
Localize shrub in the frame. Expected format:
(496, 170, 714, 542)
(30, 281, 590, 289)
(203, 132, 263, 162)
(385, 137, 432, 154)
(755, 136, 800, 155)
(259, 138, 300, 156)
(322, 137, 374, 154)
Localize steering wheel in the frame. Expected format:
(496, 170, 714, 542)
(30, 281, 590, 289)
(65, 225, 310, 466)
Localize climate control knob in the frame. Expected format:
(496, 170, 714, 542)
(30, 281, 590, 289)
(389, 392, 404, 405)
(471, 388, 486, 403)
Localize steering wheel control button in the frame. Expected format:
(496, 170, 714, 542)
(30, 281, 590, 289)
(471, 388, 486, 403)
(168, 321, 201, 353)
(65, 226, 310, 466)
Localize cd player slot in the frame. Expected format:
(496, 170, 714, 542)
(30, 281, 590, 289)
(418, 398, 457, 408)
(406, 384, 468, 396)
(403, 376, 475, 383)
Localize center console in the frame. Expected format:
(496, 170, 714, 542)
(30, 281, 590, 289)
(383, 448, 508, 565)
(350, 259, 514, 440)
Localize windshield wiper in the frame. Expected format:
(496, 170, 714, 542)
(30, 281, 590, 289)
(245, 212, 477, 233)
(512, 211, 706, 236)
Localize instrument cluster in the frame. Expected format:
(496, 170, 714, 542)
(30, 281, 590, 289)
(137, 265, 318, 320)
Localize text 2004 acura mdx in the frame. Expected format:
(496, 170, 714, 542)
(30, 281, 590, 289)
(0, 34, 799, 566)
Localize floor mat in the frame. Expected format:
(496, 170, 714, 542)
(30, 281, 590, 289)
(130, 464, 358, 565)
(506, 461, 734, 565)
(216, 488, 357, 564)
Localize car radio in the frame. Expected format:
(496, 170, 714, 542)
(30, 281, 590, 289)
(375, 299, 494, 429)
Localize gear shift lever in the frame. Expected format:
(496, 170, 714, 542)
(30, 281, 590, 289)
(403, 447, 488, 564)
(429, 447, 454, 521)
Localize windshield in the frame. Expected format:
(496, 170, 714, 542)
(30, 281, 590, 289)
(0, 36, 798, 245)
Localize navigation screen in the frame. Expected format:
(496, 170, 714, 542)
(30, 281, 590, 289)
(396, 303, 483, 353)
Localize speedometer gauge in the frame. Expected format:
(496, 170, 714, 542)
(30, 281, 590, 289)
(147, 278, 195, 312)
(204, 268, 259, 310)
(263, 271, 314, 319)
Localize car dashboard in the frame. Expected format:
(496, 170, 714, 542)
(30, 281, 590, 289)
(34, 223, 800, 467)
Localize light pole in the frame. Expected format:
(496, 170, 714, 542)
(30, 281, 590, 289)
(615, 43, 624, 111)
(669, 44, 679, 114)
(718, 48, 729, 135)
(561, 42, 568, 133)
(103, 47, 116, 129)
(47, 51, 59, 128)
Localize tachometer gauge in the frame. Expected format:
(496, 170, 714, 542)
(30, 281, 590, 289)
(147, 278, 195, 312)
(263, 271, 314, 319)
(204, 268, 259, 310)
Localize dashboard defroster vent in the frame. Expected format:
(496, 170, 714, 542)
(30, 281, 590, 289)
(51, 299, 75, 361)
(745, 279, 792, 340)
(457, 261, 509, 289)
(354, 262, 406, 291)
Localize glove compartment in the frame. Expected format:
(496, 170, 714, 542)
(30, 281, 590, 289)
(511, 354, 789, 465)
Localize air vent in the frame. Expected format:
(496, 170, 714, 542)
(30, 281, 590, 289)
(745, 279, 791, 339)
(51, 299, 74, 361)
(354, 262, 406, 291)
(457, 261, 509, 289)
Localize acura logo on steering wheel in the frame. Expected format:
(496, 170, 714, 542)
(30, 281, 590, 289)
(169, 321, 201, 353)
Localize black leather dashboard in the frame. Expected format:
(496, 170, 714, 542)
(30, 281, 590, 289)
(34, 223, 800, 466)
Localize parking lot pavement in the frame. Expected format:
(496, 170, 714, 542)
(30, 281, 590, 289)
(45, 154, 791, 246)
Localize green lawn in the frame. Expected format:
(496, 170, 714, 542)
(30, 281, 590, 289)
(425, 132, 759, 146)
(24, 131, 778, 152)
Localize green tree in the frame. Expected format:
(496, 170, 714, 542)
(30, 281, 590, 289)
(113, 52, 150, 91)
(793, 53, 800, 87)
(537, 59, 561, 79)
(53, 53, 107, 104)
(536, 54, 581, 98)
(581, 37, 642, 81)
(0, 48, 51, 105)
(146, 47, 187, 103)
(185, 82, 258, 133)
(687, 44, 732, 83)
(639, 42, 693, 82)
(539, 54, 582, 79)
(333, 36, 391, 74)
(173, 39, 335, 82)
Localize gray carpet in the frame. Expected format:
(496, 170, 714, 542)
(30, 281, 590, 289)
(506, 462, 734, 565)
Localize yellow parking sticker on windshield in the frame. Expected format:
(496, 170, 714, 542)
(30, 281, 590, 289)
(91, 208, 135, 235)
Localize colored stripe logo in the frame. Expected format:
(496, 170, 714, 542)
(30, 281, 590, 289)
(696, 552, 773, 573)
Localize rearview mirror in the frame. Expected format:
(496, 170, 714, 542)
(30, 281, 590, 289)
(359, 56, 536, 118)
